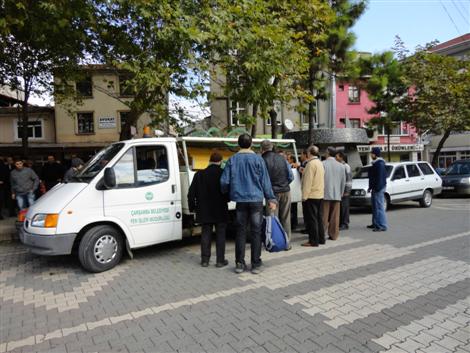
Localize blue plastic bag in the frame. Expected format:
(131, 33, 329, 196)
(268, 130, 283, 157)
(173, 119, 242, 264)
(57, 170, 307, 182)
(262, 215, 288, 252)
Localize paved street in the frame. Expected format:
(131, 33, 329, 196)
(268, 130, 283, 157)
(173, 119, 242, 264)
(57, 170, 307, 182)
(0, 197, 469, 353)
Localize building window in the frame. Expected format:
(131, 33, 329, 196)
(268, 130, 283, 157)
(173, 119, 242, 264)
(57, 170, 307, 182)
(437, 152, 457, 169)
(338, 84, 344, 91)
(348, 86, 360, 103)
(76, 76, 93, 97)
(15, 119, 43, 140)
(230, 101, 246, 126)
(340, 118, 361, 128)
(119, 74, 133, 96)
(378, 121, 407, 136)
(77, 112, 94, 134)
(119, 111, 131, 128)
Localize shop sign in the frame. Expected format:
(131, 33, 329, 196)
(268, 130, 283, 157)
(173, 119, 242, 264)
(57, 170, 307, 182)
(358, 144, 424, 153)
(98, 117, 116, 129)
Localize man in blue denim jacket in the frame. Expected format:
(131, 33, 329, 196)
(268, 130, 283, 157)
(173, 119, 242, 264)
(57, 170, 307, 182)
(221, 134, 277, 274)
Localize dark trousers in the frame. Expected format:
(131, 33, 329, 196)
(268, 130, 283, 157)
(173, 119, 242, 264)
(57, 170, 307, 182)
(340, 195, 350, 226)
(235, 202, 263, 267)
(304, 199, 324, 245)
(0, 188, 4, 218)
(201, 223, 227, 263)
(291, 202, 298, 229)
(5, 187, 15, 216)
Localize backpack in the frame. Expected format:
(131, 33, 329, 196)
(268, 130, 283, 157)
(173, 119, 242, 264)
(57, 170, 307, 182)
(262, 215, 288, 252)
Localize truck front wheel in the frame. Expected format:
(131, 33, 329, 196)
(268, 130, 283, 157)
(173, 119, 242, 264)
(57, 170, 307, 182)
(78, 225, 123, 273)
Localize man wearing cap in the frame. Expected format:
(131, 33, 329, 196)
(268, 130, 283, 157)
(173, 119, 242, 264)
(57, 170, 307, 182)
(221, 134, 277, 274)
(261, 140, 294, 248)
(188, 152, 229, 268)
(322, 147, 346, 241)
(367, 147, 388, 232)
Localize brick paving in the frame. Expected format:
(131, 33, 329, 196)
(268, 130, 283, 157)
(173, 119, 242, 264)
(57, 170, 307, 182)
(0, 198, 469, 353)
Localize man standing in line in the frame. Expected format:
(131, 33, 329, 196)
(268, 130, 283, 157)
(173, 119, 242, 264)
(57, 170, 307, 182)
(188, 152, 229, 268)
(301, 145, 325, 247)
(64, 158, 85, 182)
(367, 147, 388, 232)
(10, 159, 40, 210)
(221, 134, 277, 274)
(41, 155, 64, 191)
(335, 151, 352, 230)
(261, 140, 294, 249)
(322, 147, 346, 241)
(5, 157, 16, 216)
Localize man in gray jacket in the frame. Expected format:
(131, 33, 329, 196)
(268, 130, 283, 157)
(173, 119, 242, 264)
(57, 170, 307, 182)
(10, 159, 40, 210)
(322, 147, 346, 240)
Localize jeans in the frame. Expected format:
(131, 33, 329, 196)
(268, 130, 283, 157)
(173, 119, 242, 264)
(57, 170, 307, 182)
(235, 202, 263, 267)
(371, 188, 388, 230)
(304, 199, 325, 245)
(16, 192, 35, 210)
(201, 223, 227, 263)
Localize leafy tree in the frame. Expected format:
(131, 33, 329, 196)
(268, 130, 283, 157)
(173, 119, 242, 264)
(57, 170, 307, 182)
(200, 0, 311, 137)
(69, 0, 202, 140)
(357, 51, 408, 161)
(0, 0, 93, 156)
(291, 0, 366, 144)
(402, 49, 470, 167)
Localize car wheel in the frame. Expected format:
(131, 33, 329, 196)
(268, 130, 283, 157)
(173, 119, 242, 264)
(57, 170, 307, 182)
(78, 225, 123, 273)
(419, 190, 433, 208)
(384, 194, 391, 212)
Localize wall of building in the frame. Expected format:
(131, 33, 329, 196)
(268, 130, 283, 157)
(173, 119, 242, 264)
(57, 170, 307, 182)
(0, 112, 55, 144)
(55, 71, 151, 144)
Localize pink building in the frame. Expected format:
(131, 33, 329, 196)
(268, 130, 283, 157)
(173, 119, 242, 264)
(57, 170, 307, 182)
(335, 81, 422, 163)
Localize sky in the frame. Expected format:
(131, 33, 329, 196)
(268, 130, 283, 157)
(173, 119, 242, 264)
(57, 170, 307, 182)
(29, 0, 470, 110)
(352, 0, 470, 53)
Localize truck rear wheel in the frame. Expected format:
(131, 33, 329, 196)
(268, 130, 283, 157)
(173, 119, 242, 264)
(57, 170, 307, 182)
(78, 225, 123, 273)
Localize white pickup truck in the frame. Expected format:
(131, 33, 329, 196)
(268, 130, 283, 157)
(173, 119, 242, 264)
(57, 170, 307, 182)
(19, 136, 301, 272)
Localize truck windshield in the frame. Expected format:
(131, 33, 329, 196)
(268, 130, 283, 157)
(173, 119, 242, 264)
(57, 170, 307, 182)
(73, 143, 124, 181)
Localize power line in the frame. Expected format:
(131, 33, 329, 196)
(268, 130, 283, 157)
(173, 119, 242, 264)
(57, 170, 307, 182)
(451, 0, 470, 26)
(440, 0, 462, 33)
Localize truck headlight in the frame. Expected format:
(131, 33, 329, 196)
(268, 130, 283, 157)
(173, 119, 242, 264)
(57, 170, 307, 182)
(31, 214, 59, 228)
(360, 190, 366, 196)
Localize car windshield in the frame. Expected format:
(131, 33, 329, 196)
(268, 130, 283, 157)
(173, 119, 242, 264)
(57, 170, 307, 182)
(445, 161, 470, 176)
(72, 143, 124, 182)
(354, 165, 393, 179)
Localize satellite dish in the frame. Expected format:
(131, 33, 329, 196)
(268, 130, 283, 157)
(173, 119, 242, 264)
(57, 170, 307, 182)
(284, 119, 294, 131)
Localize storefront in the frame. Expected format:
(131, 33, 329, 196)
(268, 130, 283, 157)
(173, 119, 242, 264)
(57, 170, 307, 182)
(358, 144, 424, 165)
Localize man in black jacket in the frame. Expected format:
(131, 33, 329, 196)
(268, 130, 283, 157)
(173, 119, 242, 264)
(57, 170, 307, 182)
(188, 152, 229, 267)
(261, 140, 294, 248)
(41, 155, 65, 191)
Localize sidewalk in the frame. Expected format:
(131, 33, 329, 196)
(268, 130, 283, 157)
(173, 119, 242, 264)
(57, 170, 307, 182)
(0, 217, 18, 242)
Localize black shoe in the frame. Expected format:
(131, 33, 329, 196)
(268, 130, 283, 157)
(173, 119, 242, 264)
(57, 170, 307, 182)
(366, 224, 376, 229)
(373, 228, 386, 232)
(285, 244, 292, 251)
(201, 261, 209, 267)
(339, 225, 349, 230)
(235, 262, 245, 274)
(300, 229, 308, 234)
(216, 259, 229, 268)
(251, 266, 262, 275)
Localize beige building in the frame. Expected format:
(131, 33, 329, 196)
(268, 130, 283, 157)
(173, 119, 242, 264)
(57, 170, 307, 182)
(55, 65, 152, 157)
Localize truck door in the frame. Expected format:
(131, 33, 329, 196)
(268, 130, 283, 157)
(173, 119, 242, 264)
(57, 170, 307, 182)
(104, 143, 182, 247)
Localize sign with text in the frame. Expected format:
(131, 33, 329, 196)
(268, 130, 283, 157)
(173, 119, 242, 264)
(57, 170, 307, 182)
(98, 117, 116, 129)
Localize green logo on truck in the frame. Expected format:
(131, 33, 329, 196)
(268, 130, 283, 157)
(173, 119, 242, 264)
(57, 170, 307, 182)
(145, 192, 154, 201)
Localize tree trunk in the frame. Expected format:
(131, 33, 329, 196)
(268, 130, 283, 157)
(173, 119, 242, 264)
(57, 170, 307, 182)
(251, 104, 258, 137)
(270, 109, 277, 139)
(431, 129, 451, 167)
(21, 93, 30, 158)
(308, 66, 315, 145)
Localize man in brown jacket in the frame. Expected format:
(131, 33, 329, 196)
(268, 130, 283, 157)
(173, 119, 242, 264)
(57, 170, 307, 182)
(301, 145, 325, 247)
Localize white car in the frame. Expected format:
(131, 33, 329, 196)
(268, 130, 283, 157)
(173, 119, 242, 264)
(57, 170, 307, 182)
(350, 161, 442, 210)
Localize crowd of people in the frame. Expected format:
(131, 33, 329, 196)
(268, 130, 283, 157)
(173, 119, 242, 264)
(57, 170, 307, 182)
(0, 155, 85, 218)
(188, 134, 388, 275)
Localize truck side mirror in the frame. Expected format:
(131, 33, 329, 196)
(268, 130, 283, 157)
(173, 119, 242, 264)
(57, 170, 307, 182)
(103, 167, 116, 189)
